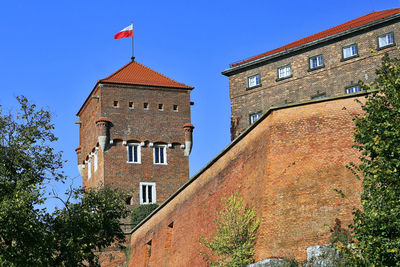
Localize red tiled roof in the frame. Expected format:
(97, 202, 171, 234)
(99, 61, 193, 89)
(231, 8, 400, 67)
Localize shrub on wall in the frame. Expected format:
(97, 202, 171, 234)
(199, 192, 260, 267)
(130, 204, 159, 229)
(335, 54, 400, 266)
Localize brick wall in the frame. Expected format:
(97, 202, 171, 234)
(225, 18, 400, 139)
(77, 82, 192, 206)
(128, 95, 363, 266)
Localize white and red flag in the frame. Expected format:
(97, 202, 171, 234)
(114, 24, 133, 39)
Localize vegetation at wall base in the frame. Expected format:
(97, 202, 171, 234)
(0, 96, 128, 266)
(130, 203, 159, 229)
(333, 54, 400, 266)
(199, 192, 260, 267)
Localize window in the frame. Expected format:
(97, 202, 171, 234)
(129, 101, 134, 109)
(173, 105, 178, 112)
(378, 33, 394, 49)
(113, 101, 119, 108)
(94, 150, 98, 172)
(247, 74, 261, 88)
(153, 144, 167, 164)
(249, 112, 262, 124)
(144, 103, 149, 110)
(88, 158, 92, 179)
(277, 65, 292, 80)
(127, 143, 141, 163)
(158, 104, 164, 111)
(311, 92, 326, 99)
(140, 182, 156, 204)
(345, 85, 361, 94)
(309, 55, 324, 70)
(342, 44, 358, 59)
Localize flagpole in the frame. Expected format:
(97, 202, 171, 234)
(131, 22, 135, 61)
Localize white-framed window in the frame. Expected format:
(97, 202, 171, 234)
(250, 112, 262, 124)
(378, 32, 394, 48)
(140, 182, 156, 204)
(309, 55, 324, 69)
(88, 158, 92, 179)
(247, 74, 261, 88)
(94, 149, 98, 172)
(345, 85, 361, 94)
(278, 65, 292, 79)
(342, 44, 358, 59)
(153, 144, 167, 165)
(127, 143, 141, 163)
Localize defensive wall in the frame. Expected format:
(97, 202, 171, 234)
(128, 93, 365, 266)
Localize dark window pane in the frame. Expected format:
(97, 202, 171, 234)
(160, 147, 164, 163)
(148, 186, 152, 203)
(142, 185, 147, 203)
(128, 146, 133, 162)
(155, 147, 159, 163)
(133, 146, 138, 162)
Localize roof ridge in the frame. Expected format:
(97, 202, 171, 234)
(230, 8, 400, 68)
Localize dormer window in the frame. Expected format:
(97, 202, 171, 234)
(247, 74, 261, 89)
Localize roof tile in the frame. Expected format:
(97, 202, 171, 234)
(232, 8, 400, 67)
(100, 61, 193, 89)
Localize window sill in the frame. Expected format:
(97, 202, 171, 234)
(308, 65, 325, 72)
(127, 161, 141, 164)
(377, 43, 396, 51)
(153, 163, 167, 165)
(276, 75, 293, 82)
(341, 54, 359, 62)
(246, 84, 262, 90)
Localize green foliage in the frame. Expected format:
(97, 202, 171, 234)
(0, 97, 128, 266)
(130, 203, 159, 228)
(330, 218, 351, 246)
(199, 192, 260, 267)
(336, 54, 400, 266)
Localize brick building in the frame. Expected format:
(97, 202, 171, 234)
(75, 60, 194, 207)
(222, 8, 400, 140)
(126, 9, 400, 266)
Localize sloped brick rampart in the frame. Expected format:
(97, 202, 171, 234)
(129, 96, 363, 266)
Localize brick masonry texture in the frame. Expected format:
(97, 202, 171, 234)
(128, 96, 363, 266)
(225, 18, 400, 139)
(77, 83, 192, 205)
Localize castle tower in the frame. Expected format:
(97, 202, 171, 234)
(75, 60, 194, 207)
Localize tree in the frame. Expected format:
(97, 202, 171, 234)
(199, 192, 260, 267)
(0, 96, 128, 266)
(336, 54, 400, 266)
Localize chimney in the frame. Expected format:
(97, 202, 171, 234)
(96, 117, 112, 151)
(183, 123, 194, 156)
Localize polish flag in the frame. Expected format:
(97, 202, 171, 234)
(114, 24, 133, 39)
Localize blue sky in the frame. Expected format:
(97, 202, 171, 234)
(1, 0, 398, 209)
